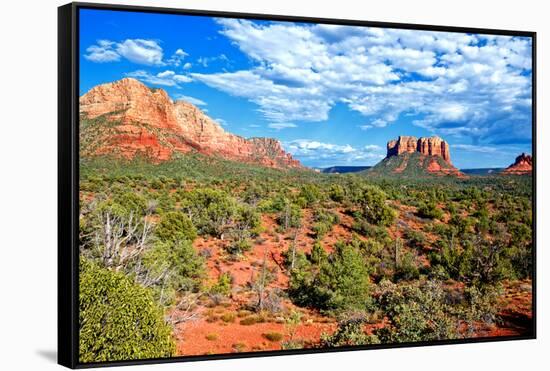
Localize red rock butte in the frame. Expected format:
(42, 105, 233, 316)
(381, 135, 464, 177)
(502, 153, 533, 175)
(79, 78, 302, 169)
(387, 135, 451, 163)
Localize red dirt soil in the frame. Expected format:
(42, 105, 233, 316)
(170, 202, 532, 356)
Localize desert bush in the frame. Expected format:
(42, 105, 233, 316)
(112, 192, 147, 216)
(417, 201, 444, 220)
(355, 186, 396, 226)
(263, 332, 284, 342)
(79, 258, 175, 363)
(220, 312, 236, 323)
(276, 200, 302, 231)
(374, 280, 458, 343)
(299, 184, 323, 206)
(179, 188, 237, 238)
(404, 229, 426, 250)
(155, 211, 197, 243)
(288, 241, 373, 313)
(351, 220, 390, 243)
(205, 333, 219, 341)
(209, 272, 232, 296)
(320, 316, 379, 347)
(140, 238, 205, 301)
(328, 184, 346, 203)
(311, 209, 340, 239)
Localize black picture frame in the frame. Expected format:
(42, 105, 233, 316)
(58, 2, 537, 368)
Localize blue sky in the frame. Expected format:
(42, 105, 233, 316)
(80, 8, 533, 169)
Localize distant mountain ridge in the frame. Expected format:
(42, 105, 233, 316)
(79, 78, 302, 169)
(320, 166, 372, 174)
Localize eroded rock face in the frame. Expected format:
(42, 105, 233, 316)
(502, 153, 533, 175)
(383, 135, 463, 177)
(79, 78, 302, 169)
(387, 136, 451, 163)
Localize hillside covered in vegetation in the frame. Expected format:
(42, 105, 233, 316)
(79, 153, 533, 361)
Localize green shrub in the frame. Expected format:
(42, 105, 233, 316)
(210, 273, 232, 296)
(220, 312, 236, 323)
(79, 258, 175, 363)
(263, 332, 284, 342)
(328, 184, 345, 203)
(417, 201, 444, 220)
(356, 186, 396, 226)
(299, 184, 322, 206)
(288, 242, 373, 313)
(374, 280, 458, 343)
(112, 192, 147, 216)
(179, 188, 238, 238)
(205, 333, 219, 341)
(155, 211, 197, 243)
(404, 229, 426, 250)
(142, 239, 205, 295)
(320, 317, 379, 347)
(276, 201, 302, 230)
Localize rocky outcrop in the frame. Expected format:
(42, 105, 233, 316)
(502, 153, 533, 175)
(379, 135, 463, 177)
(387, 136, 451, 163)
(79, 78, 302, 169)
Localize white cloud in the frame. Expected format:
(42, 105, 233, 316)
(126, 70, 192, 87)
(174, 95, 207, 106)
(167, 48, 189, 66)
(285, 139, 384, 166)
(84, 40, 120, 62)
(84, 39, 191, 67)
(116, 39, 164, 65)
(268, 122, 297, 130)
(453, 144, 500, 153)
(182, 62, 192, 70)
(189, 19, 532, 145)
(197, 54, 230, 67)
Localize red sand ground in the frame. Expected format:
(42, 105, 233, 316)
(171, 203, 532, 356)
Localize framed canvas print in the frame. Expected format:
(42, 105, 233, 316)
(58, 2, 536, 368)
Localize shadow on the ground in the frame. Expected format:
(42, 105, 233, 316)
(36, 350, 57, 363)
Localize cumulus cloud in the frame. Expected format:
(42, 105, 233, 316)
(84, 39, 190, 67)
(167, 48, 189, 66)
(191, 19, 532, 145)
(126, 70, 192, 87)
(116, 39, 164, 65)
(84, 40, 120, 62)
(285, 139, 384, 166)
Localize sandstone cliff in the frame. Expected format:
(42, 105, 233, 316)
(375, 135, 463, 177)
(79, 78, 302, 168)
(387, 136, 451, 163)
(502, 153, 532, 175)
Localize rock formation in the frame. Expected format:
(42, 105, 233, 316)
(79, 78, 302, 168)
(387, 136, 451, 163)
(374, 135, 463, 177)
(502, 153, 533, 175)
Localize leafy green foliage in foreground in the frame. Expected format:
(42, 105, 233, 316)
(79, 258, 175, 363)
